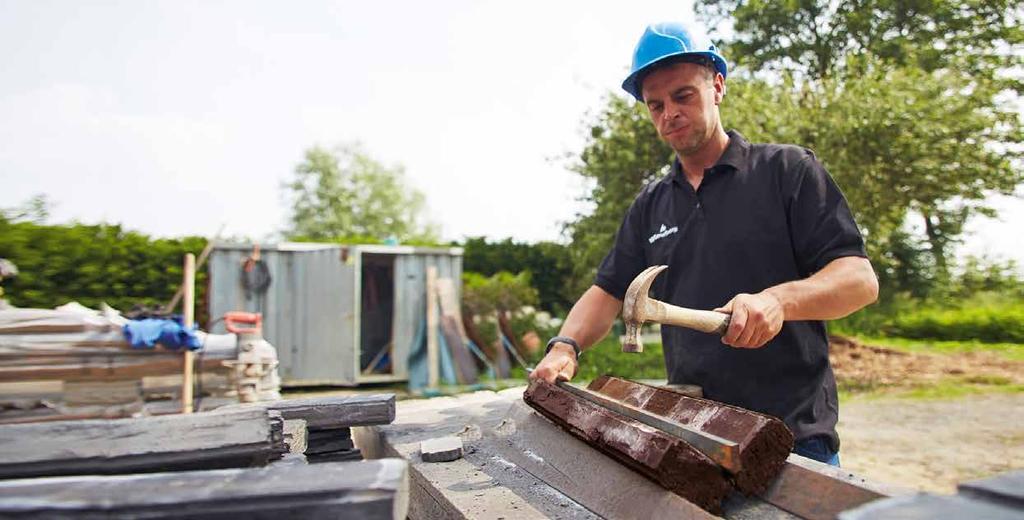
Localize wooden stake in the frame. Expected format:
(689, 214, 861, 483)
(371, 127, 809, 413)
(425, 266, 439, 389)
(162, 224, 223, 314)
(182, 253, 196, 414)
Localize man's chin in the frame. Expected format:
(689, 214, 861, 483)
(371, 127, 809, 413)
(672, 139, 705, 157)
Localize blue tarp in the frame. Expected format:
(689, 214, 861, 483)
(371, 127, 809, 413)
(122, 317, 202, 351)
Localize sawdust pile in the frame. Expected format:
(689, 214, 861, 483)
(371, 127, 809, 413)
(828, 335, 1024, 389)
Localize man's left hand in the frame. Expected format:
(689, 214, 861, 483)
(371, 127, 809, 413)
(714, 292, 785, 348)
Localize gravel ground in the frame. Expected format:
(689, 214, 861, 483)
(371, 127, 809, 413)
(838, 392, 1024, 494)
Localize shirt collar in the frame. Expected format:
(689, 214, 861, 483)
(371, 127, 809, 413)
(670, 130, 751, 186)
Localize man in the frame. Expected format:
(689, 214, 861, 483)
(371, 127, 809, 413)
(529, 21, 879, 465)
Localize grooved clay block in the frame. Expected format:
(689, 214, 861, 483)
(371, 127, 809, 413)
(588, 375, 794, 495)
(524, 379, 731, 514)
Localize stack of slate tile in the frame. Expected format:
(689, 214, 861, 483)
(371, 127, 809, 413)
(0, 393, 406, 519)
(218, 394, 396, 464)
(0, 407, 287, 479)
(306, 426, 362, 462)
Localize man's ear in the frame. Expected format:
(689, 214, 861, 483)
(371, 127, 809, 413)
(713, 73, 726, 105)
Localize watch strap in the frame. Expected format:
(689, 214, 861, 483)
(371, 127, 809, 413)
(546, 336, 581, 359)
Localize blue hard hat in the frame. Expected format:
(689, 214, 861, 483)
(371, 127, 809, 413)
(622, 22, 729, 101)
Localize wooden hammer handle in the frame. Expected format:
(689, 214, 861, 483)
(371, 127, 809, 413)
(658, 304, 731, 335)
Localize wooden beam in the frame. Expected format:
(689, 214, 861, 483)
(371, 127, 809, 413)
(425, 266, 439, 389)
(0, 459, 409, 519)
(437, 278, 478, 384)
(162, 228, 222, 315)
(182, 252, 196, 413)
(0, 355, 228, 382)
(0, 407, 285, 479)
(765, 454, 902, 520)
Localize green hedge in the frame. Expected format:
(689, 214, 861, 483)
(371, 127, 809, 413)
(0, 219, 209, 323)
(461, 237, 574, 314)
(882, 303, 1024, 343)
(832, 292, 1024, 344)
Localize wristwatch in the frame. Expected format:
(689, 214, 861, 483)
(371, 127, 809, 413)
(545, 336, 582, 359)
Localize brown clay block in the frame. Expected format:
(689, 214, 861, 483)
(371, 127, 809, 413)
(523, 380, 731, 514)
(588, 375, 794, 495)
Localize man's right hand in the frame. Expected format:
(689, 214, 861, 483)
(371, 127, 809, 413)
(528, 343, 578, 383)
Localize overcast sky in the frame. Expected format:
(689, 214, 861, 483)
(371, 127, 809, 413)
(2, 0, 1021, 265)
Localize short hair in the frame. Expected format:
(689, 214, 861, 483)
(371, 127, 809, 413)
(636, 54, 717, 99)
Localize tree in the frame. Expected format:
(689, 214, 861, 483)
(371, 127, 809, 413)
(564, 96, 673, 297)
(1, 194, 51, 224)
(285, 144, 438, 242)
(0, 217, 209, 321)
(695, 0, 1024, 283)
(461, 237, 573, 313)
(696, 0, 1023, 85)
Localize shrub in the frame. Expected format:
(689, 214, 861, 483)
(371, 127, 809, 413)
(882, 299, 1024, 343)
(0, 219, 209, 323)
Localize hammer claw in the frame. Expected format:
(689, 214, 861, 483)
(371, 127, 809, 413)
(620, 265, 731, 352)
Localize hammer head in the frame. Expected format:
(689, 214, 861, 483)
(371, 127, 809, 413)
(620, 265, 668, 353)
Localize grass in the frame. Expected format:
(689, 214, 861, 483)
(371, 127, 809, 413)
(510, 336, 668, 383)
(847, 335, 1024, 361)
(840, 377, 1024, 402)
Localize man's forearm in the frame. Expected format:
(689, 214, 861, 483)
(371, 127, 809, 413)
(556, 285, 623, 352)
(764, 256, 879, 321)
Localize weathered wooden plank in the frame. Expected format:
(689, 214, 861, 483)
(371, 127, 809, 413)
(219, 394, 395, 429)
(589, 375, 793, 495)
(0, 408, 285, 479)
(436, 278, 478, 384)
(524, 379, 732, 514)
(0, 397, 241, 425)
(64, 379, 142, 406)
(0, 356, 228, 382)
(462, 309, 510, 378)
(764, 454, 898, 520)
(0, 459, 409, 519)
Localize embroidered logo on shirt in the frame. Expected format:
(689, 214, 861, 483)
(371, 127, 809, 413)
(648, 223, 679, 244)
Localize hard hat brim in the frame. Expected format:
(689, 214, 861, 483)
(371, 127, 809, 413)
(621, 51, 728, 102)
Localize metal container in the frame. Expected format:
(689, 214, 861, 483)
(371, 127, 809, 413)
(208, 243, 463, 386)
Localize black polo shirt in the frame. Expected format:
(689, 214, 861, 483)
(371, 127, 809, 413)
(595, 130, 866, 451)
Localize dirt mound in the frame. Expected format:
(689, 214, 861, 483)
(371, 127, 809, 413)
(828, 335, 1023, 389)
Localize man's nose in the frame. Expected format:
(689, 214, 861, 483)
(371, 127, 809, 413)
(661, 103, 680, 123)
